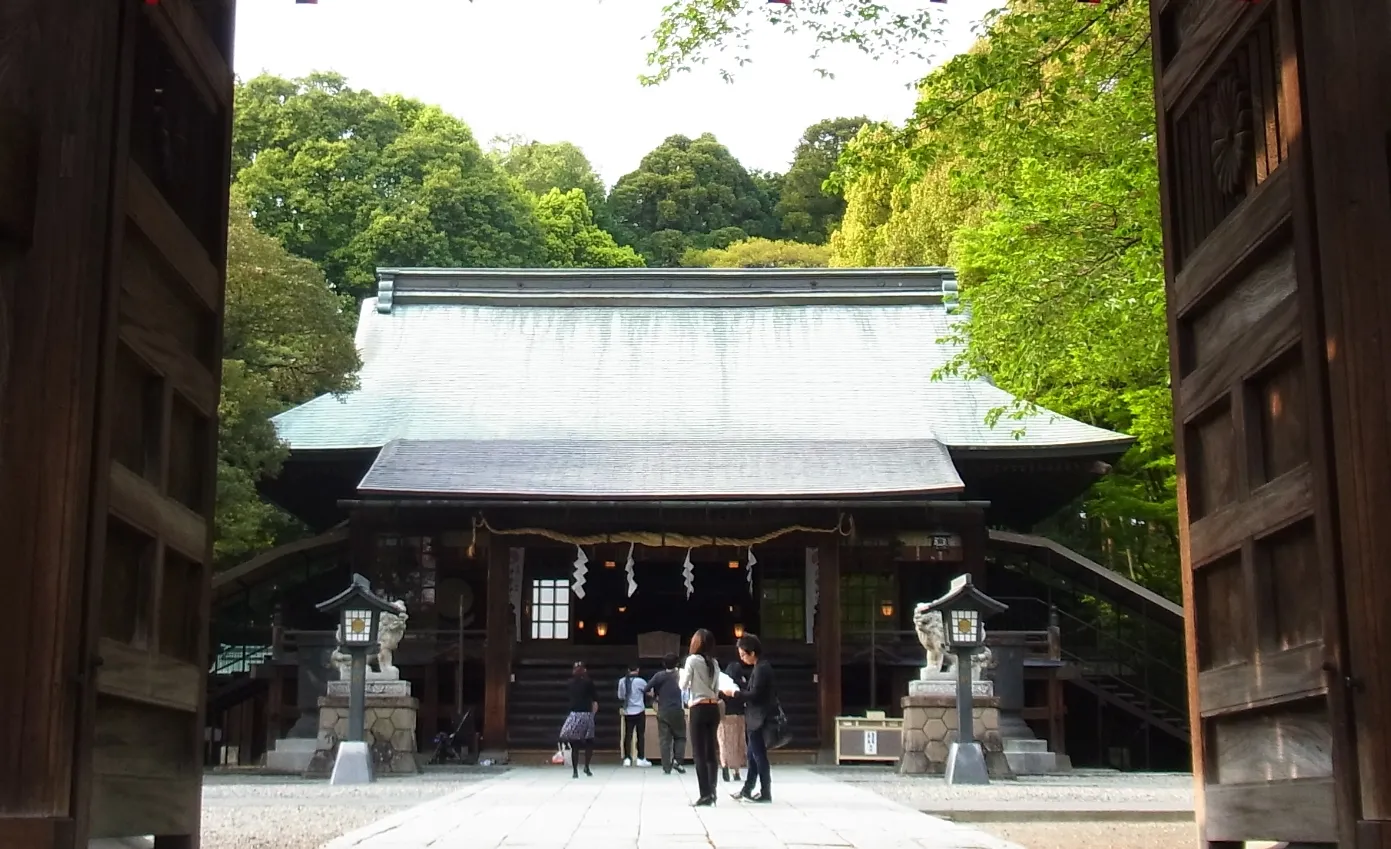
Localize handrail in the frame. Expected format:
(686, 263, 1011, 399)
(991, 595, 1185, 678)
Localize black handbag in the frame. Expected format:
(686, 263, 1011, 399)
(763, 700, 793, 750)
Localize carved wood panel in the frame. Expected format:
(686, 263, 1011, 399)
(86, 1, 233, 845)
(1151, 0, 1352, 845)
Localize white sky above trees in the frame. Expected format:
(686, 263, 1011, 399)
(233, 0, 997, 186)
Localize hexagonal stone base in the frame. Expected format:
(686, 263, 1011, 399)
(899, 694, 1012, 779)
(305, 695, 420, 777)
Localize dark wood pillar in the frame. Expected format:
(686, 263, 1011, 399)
(1296, 2, 1391, 840)
(349, 509, 377, 578)
(960, 507, 988, 589)
(0, 1, 128, 846)
(482, 537, 514, 754)
(815, 542, 841, 757)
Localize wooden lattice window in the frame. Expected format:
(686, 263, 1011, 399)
(529, 578, 570, 640)
(759, 577, 803, 640)
(841, 572, 896, 633)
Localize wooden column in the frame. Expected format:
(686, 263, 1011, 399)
(815, 542, 841, 756)
(1296, 2, 1391, 841)
(960, 507, 989, 588)
(482, 537, 514, 754)
(0, 2, 129, 846)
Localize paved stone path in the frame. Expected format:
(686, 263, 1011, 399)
(323, 766, 1022, 849)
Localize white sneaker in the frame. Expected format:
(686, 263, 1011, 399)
(636, 759, 652, 767)
(623, 758, 632, 767)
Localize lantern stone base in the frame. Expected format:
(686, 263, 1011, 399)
(898, 694, 1012, 779)
(305, 694, 420, 777)
(908, 674, 994, 699)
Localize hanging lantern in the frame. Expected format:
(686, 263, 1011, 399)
(881, 600, 895, 619)
(733, 623, 745, 639)
(596, 622, 609, 637)
(604, 560, 617, 569)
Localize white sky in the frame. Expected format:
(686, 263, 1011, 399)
(232, 0, 999, 186)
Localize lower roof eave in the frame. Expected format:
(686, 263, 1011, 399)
(341, 492, 985, 511)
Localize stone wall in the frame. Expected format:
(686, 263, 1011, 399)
(899, 694, 1011, 777)
(305, 695, 420, 776)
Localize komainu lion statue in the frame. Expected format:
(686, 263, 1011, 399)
(330, 599, 410, 680)
(912, 601, 993, 681)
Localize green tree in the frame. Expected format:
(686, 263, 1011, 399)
(776, 116, 869, 244)
(232, 72, 545, 299)
(683, 237, 830, 268)
(217, 200, 361, 566)
(648, 1, 1178, 596)
(534, 188, 645, 268)
(607, 133, 777, 265)
(491, 136, 608, 211)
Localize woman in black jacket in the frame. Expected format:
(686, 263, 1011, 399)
(558, 661, 598, 778)
(730, 633, 775, 803)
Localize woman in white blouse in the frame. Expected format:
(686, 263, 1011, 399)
(680, 627, 725, 806)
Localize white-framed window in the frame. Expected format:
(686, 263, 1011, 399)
(529, 578, 570, 640)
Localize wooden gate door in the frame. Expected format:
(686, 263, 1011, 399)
(0, 1, 233, 847)
(1152, 1, 1391, 847)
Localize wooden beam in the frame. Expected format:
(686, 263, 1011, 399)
(89, 773, 200, 841)
(1204, 778, 1337, 844)
(141, 0, 231, 112)
(0, 818, 76, 849)
(1178, 294, 1299, 421)
(125, 162, 220, 312)
(1188, 464, 1312, 567)
(1172, 166, 1291, 317)
(108, 460, 208, 561)
(482, 538, 514, 753)
(95, 637, 201, 714)
(1197, 642, 1325, 718)
(815, 542, 841, 754)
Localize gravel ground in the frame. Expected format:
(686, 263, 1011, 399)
(819, 767, 1195, 849)
(200, 768, 504, 849)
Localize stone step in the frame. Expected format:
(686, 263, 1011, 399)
(1002, 738, 1049, 754)
(272, 737, 319, 753)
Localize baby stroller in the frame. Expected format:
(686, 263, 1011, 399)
(429, 708, 480, 765)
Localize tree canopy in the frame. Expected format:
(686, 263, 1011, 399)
(648, 0, 1178, 597)
(535, 188, 645, 269)
(683, 237, 830, 268)
(491, 137, 609, 216)
(607, 132, 777, 265)
(776, 116, 869, 244)
(232, 72, 546, 299)
(217, 199, 360, 566)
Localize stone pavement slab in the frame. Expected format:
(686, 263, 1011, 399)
(323, 766, 1022, 849)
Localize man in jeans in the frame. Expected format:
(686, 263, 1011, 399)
(646, 652, 687, 774)
(617, 663, 651, 767)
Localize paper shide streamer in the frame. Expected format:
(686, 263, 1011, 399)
(625, 542, 637, 597)
(571, 545, 589, 599)
(682, 548, 695, 599)
(746, 547, 757, 596)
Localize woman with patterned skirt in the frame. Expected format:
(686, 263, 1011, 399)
(718, 658, 750, 783)
(560, 661, 598, 778)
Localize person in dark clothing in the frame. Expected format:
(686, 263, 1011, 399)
(646, 652, 686, 774)
(681, 628, 726, 807)
(730, 634, 775, 803)
(719, 658, 750, 783)
(558, 661, 598, 778)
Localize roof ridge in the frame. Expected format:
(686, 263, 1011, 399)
(374, 267, 959, 313)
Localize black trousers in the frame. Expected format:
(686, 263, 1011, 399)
(742, 723, 772, 799)
(688, 702, 721, 799)
(621, 712, 646, 761)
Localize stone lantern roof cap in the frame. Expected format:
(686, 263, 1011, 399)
(922, 573, 1009, 617)
(314, 572, 400, 615)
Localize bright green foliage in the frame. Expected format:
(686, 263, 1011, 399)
(653, 0, 1177, 595)
(232, 72, 546, 299)
(492, 136, 611, 225)
(534, 189, 646, 268)
(683, 237, 830, 268)
(216, 201, 361, 567)
(607, 133, 777, 265)
(642, 0, 944, 84)
(776, 116, 869, 244)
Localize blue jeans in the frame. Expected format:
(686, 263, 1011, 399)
(742, 724, 771, 799)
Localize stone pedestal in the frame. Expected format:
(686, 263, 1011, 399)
(306, 678, 420, 777)
(899, 693, 1012, 779)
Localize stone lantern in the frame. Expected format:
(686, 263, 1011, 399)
(315, 574, 399, 784)
(920, 574, 1008, 785)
